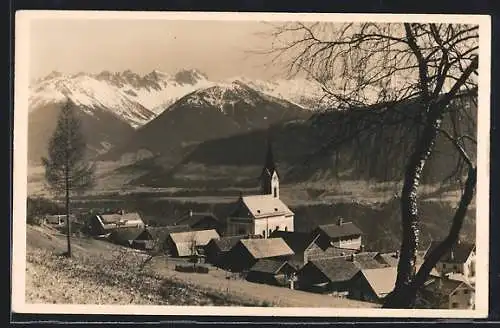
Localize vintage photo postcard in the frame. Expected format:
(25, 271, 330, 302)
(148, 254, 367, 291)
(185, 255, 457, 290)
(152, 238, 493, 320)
(12, 11, 491, 318)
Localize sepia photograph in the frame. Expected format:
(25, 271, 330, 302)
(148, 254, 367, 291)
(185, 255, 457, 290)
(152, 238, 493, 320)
(12, 11, 491, 318)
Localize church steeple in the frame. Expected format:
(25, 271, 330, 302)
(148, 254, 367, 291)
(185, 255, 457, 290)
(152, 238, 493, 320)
(260, 132, 279, 198)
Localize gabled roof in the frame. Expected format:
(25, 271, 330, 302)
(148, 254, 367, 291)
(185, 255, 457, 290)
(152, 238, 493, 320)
(375, 252, 401, 267)
(249, 258, 293, 274)
(210, 235, 246, 252)
(146, 225, 192, 241)
(240, 195, 294, 219)
(174, 212, 219, 227)
(315, 221, 363, 239)
(306, 252, 386, 283)
(269, 231, 318, 253)
(424, 241, 475, 264)
(422, 277, 474, 296)
(307, 245, 358, 261)
(98, 212, 144, 225)
(240, 238, 295, 260)
(169, 229, 220, 246)
(360, 267, 398, 298)
(109, 227, 145, 245)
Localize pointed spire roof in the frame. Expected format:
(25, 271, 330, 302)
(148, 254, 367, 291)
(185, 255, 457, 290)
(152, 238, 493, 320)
(260, 131, 278, 178)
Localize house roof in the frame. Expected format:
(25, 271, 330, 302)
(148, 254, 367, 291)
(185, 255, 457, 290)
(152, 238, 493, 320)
(315, 221, 363, 239)
(424, 241, 475, 264)
(210, 235, 246, 252)
(307, 252, 386, 283)
(169, 229, 220, 246)
(307, 245, 358, 261)
(240, 195, 294, 219)
(98, 212, 144, 226)
(375, 252, 401, 267)
(240, 238, 295, 260)
(249, 258, 292, 274)
(109, 227, 145, 245)
(174, 212, 219, 227)
(422, 277, 474, 296)
(361, 267, 398, 298)
(146, 225, 192, 241)
(269, 231, 317, 253)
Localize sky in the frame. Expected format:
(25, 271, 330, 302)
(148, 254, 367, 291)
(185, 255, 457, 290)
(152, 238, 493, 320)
(29, 18, 290, 81)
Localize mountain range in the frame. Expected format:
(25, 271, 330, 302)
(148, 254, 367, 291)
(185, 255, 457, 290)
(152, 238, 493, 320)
(28, 69, 324, 163)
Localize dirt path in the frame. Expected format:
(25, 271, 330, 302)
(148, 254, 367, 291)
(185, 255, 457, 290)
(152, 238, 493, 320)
(148, 258, 378, 308)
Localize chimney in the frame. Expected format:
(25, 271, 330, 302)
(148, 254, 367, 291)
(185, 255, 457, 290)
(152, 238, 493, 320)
(337, 217, 344, 226)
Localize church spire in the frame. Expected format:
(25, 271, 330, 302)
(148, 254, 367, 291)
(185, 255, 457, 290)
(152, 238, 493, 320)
(260, 131, 280, 198)
(261, 131, 278, 178)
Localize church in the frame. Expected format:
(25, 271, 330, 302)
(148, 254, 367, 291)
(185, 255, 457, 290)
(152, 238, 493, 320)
(225, 139, 295, 238)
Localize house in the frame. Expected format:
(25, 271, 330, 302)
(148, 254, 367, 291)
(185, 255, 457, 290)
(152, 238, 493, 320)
(223, 237, 295, 272)
(312, 219, 363, 251)
(174, 211, 222, 234)
(204, 235, 247, 267)
(131, 225, 192, 250)
(418, 275, 475, 309)
(87, 210, 145, 236)
(267, 230, 355, 269)
(108, 226, 145, 247)
(423, 240, 476, 283)
(225, 141, 294, 238)
(303, 241, 359, 263)
(296, 252, 387, 296)
(349, 267, 398, 303)
(246, 259, 297, 287)
(44, 214, 76, 226)
(165, 229, 220, 257)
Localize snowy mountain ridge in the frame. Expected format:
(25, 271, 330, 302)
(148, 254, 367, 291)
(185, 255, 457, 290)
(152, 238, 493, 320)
(29, 68, 328, 128)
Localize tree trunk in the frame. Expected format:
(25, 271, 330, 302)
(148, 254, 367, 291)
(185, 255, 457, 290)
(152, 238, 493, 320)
(383, 167, 476, 308)
(412, 166, 476, 288)
(384, 103, 445, 308)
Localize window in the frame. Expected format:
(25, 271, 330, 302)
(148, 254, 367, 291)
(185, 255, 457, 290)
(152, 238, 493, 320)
(269, 229, 272, 236)
(463, 289, 469, 295)
(452, 302, 460, 308)
(273, 188, 277, 197)
(284, 226, 288, 231)
(262, 230, 266, 237)
(275, 226, 279, 231)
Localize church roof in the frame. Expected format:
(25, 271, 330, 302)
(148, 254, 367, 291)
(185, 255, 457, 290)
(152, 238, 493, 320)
(241, 195, 294, 219)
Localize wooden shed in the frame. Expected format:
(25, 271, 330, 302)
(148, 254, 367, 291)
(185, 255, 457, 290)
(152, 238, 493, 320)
(246, 259, 297, 287)
(223, 237, 295, 272)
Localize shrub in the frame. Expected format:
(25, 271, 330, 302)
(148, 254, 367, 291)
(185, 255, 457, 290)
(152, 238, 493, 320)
(26, 196, 63, 225)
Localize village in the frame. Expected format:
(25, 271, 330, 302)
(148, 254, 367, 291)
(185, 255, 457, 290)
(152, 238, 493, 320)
(41, 141, 477, 309)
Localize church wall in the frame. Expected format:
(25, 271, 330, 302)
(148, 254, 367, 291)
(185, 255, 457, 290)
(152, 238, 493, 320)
(254, 215, 294, 238)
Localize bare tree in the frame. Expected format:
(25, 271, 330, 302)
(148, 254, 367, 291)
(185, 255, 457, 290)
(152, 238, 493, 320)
(42, 99, 96, 257)
(263, 22, 478, 308)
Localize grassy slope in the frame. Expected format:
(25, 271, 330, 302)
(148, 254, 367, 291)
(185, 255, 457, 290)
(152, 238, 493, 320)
(25, 224, 377, 308)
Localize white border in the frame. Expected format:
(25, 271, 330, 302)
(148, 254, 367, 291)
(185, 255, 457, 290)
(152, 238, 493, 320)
(12, 11, 491, 318)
